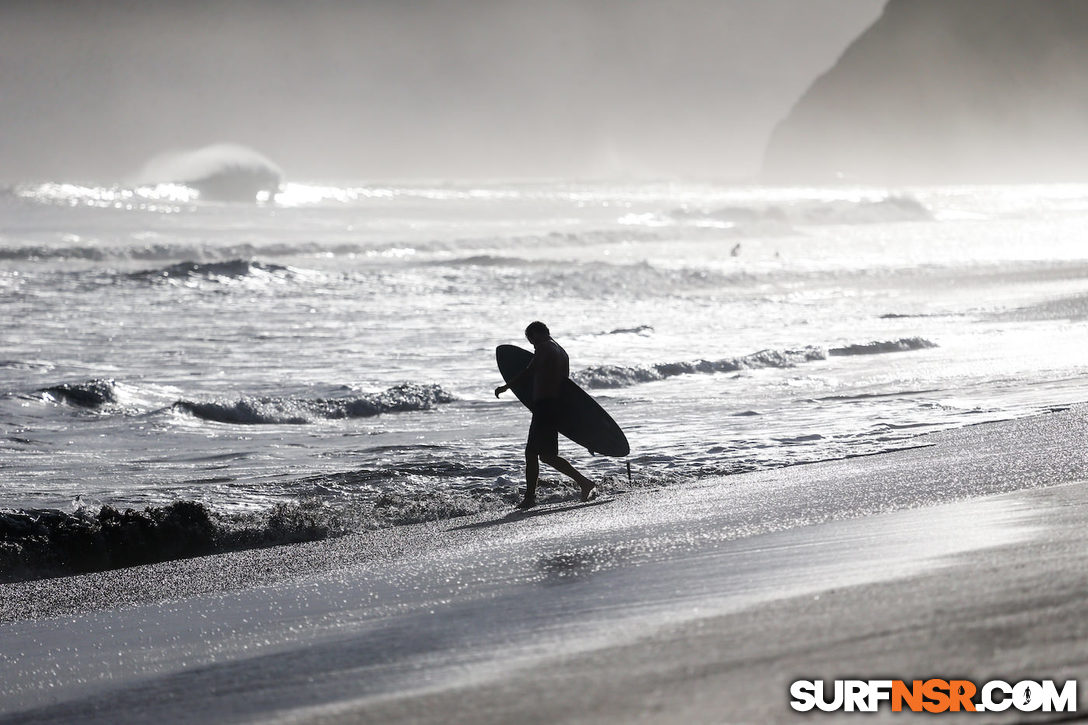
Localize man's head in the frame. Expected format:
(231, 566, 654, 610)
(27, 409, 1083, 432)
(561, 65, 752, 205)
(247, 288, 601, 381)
(524, 320, 550, 346)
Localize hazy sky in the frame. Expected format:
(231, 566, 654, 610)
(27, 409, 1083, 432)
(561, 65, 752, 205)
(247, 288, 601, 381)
(0, 0, 883, 183)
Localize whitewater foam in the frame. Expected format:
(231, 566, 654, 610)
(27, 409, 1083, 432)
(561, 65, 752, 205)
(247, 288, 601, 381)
(0, 464, 677, 582)
(572, 339, 937, 389)
(828, 338, 938, 356)
(39, 379, 120, 408)
(573, 348, 825, 388)
(4, 179, 1086, 585)
(670, 194, 931, 227)
(127, 259, 303, 285)
(173, 383, 455, 424)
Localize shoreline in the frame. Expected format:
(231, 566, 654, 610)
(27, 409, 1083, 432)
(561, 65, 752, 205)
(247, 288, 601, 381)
(318, 480, 1087, 725)
(2, 405, 1088, 721)
(0, 400, 1067, 593)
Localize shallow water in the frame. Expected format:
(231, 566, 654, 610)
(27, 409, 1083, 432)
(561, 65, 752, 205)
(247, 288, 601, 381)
(2, 180, 1087, 540)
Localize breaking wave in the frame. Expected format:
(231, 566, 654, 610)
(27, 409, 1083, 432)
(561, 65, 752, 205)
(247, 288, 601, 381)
(594, 325, 655, 336)
(672, 194, 931, 227)
(574, 347, 827, 389)
(828, 337, 938, 356)
(0, 242, 301, 262)
(0, 499, 368, 582)
(39, 379, 120, 408)
(0, 466, 662, 582)
(0, 226, 709, 263)
(127, 259, 300, 284)
(133, 143, 282, 203)
(35, 380, 455, 422)
(421, 254, 548, 268)
(573, 337, 938, 389)
(173, 383, 455, 424)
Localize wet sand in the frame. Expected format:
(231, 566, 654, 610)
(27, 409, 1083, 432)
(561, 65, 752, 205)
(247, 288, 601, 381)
(2, 407, 1087, 723)
(304, 482, 1088, 724)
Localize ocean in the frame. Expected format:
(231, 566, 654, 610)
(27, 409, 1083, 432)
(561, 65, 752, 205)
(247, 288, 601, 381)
(3, 180, 1088, 574)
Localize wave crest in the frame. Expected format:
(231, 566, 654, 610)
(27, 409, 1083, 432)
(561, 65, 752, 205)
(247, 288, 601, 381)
(134, 143, 282, 203)
(573, 347, 827, 389)
(672, 195, 931, 227)
(0, 466, 668, 582)
(127, 259, 298, 284)
(594, 324, 654, 336)
(0, 502, 216, 581)
(0, 226, 697, 263)
(828, 337, 938, 356)
(39, 379, 119, 408)
(0, 499, 359, 582)
(573, 337, 938, 389)
(173, 383, 455, 424)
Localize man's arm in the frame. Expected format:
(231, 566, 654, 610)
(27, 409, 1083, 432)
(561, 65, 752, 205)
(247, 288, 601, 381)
(494, 357, 534, 398)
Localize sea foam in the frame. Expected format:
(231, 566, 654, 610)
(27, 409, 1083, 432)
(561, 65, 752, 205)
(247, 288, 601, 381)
(173, 383, 455, 424)
(671, 194, 931, 227)
(573, 338, 937, 389)
(127, 259, 302, 285)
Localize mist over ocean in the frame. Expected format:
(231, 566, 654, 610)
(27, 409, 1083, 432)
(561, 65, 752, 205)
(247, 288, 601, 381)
(3, 178, 1088, 576)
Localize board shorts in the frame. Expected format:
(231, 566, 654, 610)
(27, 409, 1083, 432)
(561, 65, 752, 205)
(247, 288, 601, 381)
(526, 397, 560, 456)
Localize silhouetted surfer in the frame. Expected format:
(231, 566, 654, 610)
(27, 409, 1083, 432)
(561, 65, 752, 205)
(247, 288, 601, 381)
(495, 321, 598, 509)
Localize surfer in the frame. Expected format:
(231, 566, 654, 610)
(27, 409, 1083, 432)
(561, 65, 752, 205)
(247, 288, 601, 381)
(495, 321, 598, 509)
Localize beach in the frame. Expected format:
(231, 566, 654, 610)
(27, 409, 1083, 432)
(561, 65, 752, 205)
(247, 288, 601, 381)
(3, 405, 1086, 723)
(6, 2, 1088, 722)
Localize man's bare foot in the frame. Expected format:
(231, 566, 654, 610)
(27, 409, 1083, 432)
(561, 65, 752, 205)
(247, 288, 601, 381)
(580, 483, 598, 503)
(515, 495, 537, 510)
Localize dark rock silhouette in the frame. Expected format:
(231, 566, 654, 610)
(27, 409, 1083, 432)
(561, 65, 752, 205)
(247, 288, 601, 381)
(764, 0, 1088, 183)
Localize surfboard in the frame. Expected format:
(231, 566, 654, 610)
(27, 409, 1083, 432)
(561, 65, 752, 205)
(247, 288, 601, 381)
(496, 344, 630, 457)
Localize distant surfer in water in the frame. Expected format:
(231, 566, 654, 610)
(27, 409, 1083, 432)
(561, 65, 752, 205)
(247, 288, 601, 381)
(495, 321, 598, 509)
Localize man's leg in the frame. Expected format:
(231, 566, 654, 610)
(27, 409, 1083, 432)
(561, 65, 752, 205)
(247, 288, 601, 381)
(521, 445, 539, 507)
(539, 453, 598, 502)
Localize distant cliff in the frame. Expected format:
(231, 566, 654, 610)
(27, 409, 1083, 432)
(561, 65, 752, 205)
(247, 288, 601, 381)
(763, 0, 1088, 183)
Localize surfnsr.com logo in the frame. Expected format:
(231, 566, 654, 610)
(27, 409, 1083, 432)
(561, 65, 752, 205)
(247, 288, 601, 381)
(790, 679, 1078, 713)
